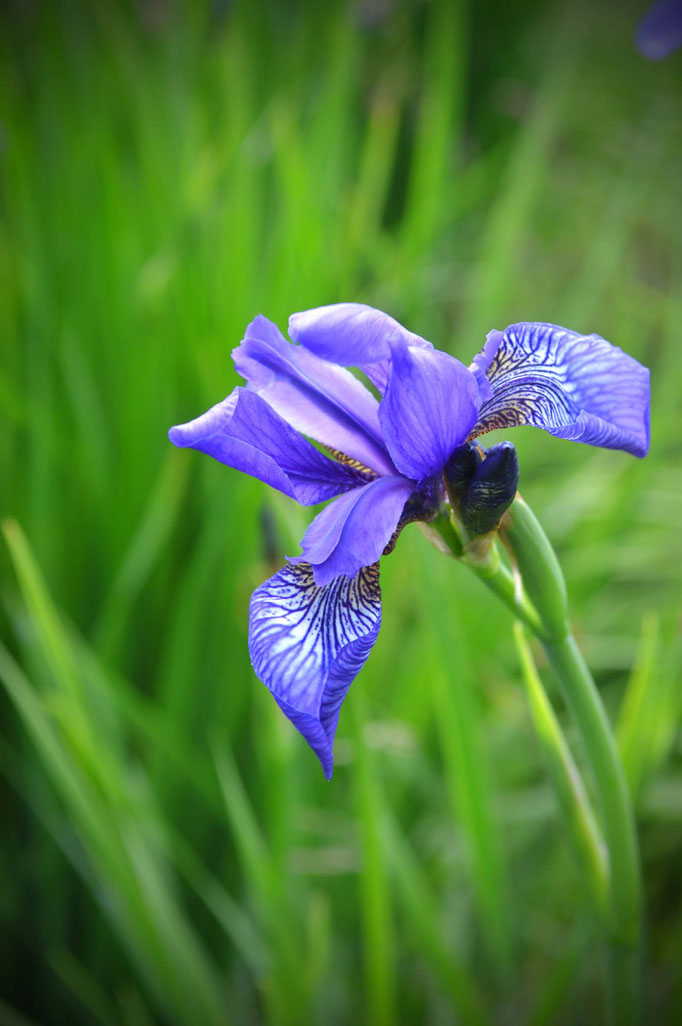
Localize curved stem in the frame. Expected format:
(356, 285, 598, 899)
(542, 635, 641, 945)
(448, 496, 643, 1023)
(513, 623, 609, 919)
(465, 550, 545, 637)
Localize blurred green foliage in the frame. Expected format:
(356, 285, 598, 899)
(1, 1, 681, 1023)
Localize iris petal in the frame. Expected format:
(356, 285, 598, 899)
(292, 474, 416, 586)
(636, 0, 682, 60)
(379, 344, 481, 480)
(233, 315, 395, 475)
(289, 302, 431, 364)
(249, 561, 382, 778)
(471, 323, 650, 457)
(168, 387, 368, 505)
(289, 303, 433, 394)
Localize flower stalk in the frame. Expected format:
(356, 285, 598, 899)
(447, 492, 642, 1024)
(513, 622, 609, 918)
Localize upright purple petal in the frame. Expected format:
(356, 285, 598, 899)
(249, 561, 382, 778)
(636, 0, 682, 59)
(468, 331, 496, 404)
(472, 323, 650, 457)
(233, 315, 395, 475)
(289, 303, 432, 364)
(378, 344, 481, 481)
(292, 475, 416, 586)
(289, 303, 434, 394)
(169, 387, 369, 505)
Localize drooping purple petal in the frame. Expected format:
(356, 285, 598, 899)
(636, 0, 682, 59)
(289, 303, 434, 394)
(249, 561, 382, 778)
(169, 387, 369, 505)
(232, 315, 395, 475)
(378, 343, 481, 480)
(292, 474, 416, 586)
(471, 323, 650, 457)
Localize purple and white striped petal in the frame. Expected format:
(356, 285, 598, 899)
(249, 561, 382, 778)
(471, 323, 650, 458)
(169, 387, 368, 505)
(289, 303, 433, 394)
(233, 315, 395, 475)
(292, 474, 416, 586)
(379, 343, 481, 480)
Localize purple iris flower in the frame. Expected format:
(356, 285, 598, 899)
(636, 0, 682, 59)
(169, 305, 650, 778)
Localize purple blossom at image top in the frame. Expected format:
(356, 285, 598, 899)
(169, 304, 650, 778)
(637, 0, 682, 58)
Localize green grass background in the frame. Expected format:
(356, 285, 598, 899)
(1, 1, 681, 1023)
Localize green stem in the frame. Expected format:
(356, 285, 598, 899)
(513, 623, 609, 919)
(425, 510, 545, 636)
(542, 635, 641, 944)
(440, 496, 643, 1023)
(503, 499, 642, 1025)
(465, 549, 545, 638)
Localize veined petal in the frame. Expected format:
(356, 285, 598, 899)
(292, 475, 416, 586)
(249, 561, 382, 778)
(472, 323, 650, 458)
(289, 303, 433, 394)
(232, 315, 395, 476)
(379, 344, 481, 480)
(169, 387, 368, 505)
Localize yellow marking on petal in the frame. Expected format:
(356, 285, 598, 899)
(321, 446, 377, 479)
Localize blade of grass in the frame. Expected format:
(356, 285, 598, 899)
(378, 788, 489, 1026)
(349, 693, 397, 1026)
(1, 523, 228, 1026)
(416, 553, 514, 979)
(617, 613, 661, 801)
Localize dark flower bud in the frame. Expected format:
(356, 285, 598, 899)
(443, 442, 482, 501)
(460, 441, 520, 536)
